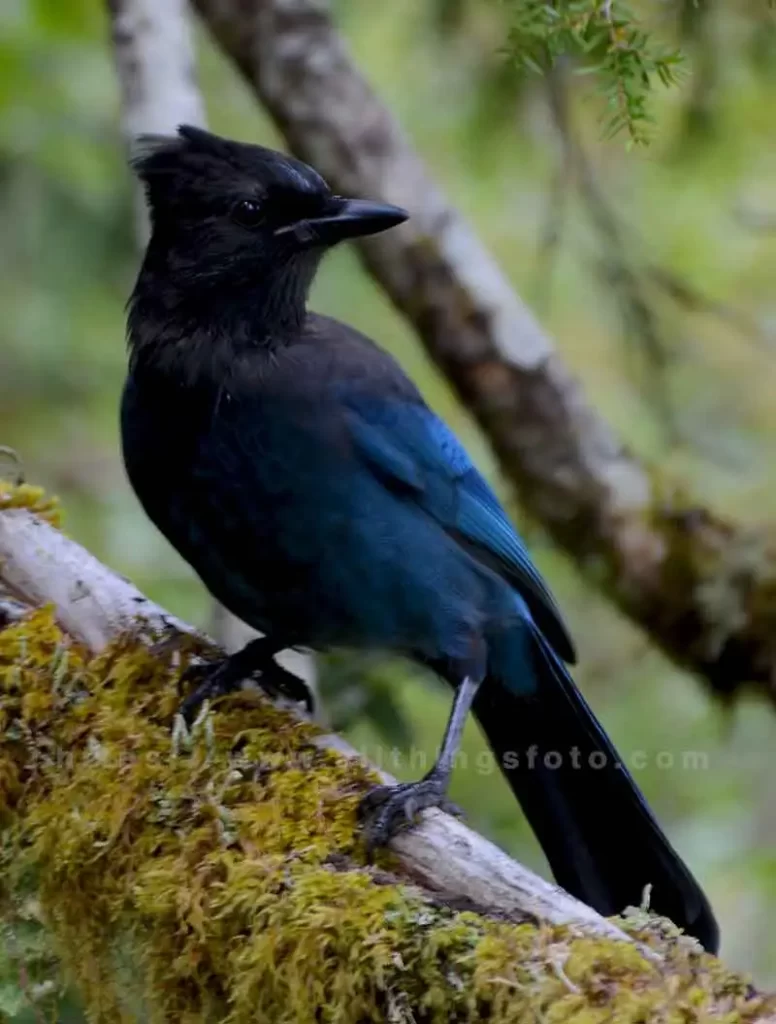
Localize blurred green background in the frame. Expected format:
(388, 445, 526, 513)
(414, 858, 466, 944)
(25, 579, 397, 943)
(2, 0, 776, 1013)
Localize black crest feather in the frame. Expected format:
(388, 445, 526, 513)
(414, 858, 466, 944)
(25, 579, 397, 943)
(130, 125, 329, 213)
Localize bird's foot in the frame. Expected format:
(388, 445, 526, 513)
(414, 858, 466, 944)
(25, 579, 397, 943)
(359, 773, 463, 851)
(179, 652, 313, 724)
(178, 655, 248, 723)
(256, 660, 314, 713)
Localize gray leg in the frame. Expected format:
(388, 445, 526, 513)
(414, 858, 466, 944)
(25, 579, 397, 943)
(360, 675, 482, 850)
(433, 674, 481, 779)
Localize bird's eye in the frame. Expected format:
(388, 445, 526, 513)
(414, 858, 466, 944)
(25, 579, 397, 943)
(232, 198, 265, 228)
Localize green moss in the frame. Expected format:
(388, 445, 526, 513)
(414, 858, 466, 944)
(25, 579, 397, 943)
(0, 609, 773, 1023)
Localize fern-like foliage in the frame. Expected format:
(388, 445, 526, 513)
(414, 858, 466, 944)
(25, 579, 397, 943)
(499, 0, 684, 143)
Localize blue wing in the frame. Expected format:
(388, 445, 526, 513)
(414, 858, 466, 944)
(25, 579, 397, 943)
(342, 394, 576, 663)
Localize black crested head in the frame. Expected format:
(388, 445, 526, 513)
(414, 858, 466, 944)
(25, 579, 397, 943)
(132, 125, 330, 229)
(128, 126, 408, 349)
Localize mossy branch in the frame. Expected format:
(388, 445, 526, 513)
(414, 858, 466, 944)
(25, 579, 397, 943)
(1, 487, 775, 1021)
(0, 486, 632, 941)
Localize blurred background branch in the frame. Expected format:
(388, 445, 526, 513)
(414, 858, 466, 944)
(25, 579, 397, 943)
(108, 0, 206, 240)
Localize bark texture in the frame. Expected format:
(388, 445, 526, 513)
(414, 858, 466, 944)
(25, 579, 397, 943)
(192, 0, 776, 701)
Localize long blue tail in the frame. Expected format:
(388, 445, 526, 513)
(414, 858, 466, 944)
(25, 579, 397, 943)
(476, 624, 719, 952)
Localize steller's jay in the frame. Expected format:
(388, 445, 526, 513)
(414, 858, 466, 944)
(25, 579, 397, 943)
(121, 126, 718, 952)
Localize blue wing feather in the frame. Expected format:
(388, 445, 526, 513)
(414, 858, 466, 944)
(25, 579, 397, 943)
(343, 396, 576, 663)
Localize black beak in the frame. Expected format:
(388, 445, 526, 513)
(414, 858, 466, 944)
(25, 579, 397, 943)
(275, 197, 408, 245)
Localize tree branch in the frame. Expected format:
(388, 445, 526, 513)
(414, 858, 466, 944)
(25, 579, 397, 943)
(107, 0, 206, 241)
(107, 0, 206, 138)
(192, 0, 776, 703)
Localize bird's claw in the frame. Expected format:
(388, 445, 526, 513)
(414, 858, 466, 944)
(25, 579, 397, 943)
(359, 775, 463, 851)
(178, 659, 233, 724)
(254, 665, 314, 712)
(178, 654, 313, 724)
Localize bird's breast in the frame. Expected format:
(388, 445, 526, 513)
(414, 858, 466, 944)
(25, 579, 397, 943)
(121, 361, 352, 582)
